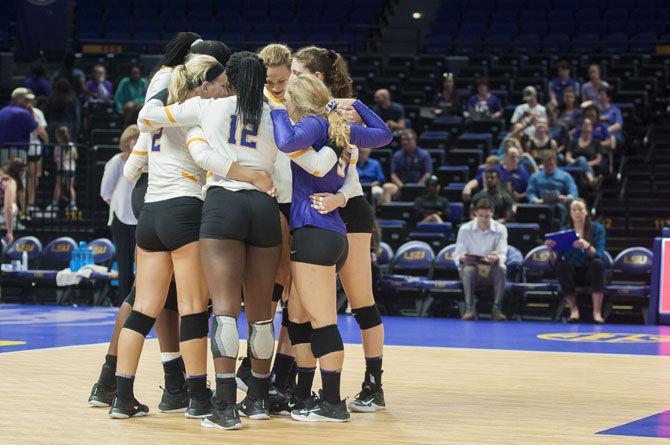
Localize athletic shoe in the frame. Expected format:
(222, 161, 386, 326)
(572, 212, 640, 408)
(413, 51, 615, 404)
(462, 308, 477, 320)
(269, 384, 288, 406)
(235, 357, 252, 392)
(236, 396, 270, 420)
(185, 394, 214, 418)
(291, 397, 350, 422)
(158, 385, 189, 413)
(66, 204, 78, 211)
(201, 405, 242, 430)
(88, 382, 115, 407)
(273, 392, 318, 416)
(491, 308, 507, 321)
(348, 383, 386, 413)
(108, 397, 149, 419)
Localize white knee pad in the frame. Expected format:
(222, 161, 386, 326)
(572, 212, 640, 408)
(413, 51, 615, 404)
(211, 315, 239, 359)
(248, 319, 275, 360)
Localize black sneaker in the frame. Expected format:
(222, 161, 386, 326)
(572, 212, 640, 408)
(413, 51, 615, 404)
(108, 397, 149, 419)
(235, 357, 252, 392)
(185, 393, 214, 419)
(291, 396, 350, 422)
(201, 405, 242, 430)
(88, 383, 115, 407)
(268, 384, 288, 407)
(158, 385, 189, 413)
(273, 392, 318, 416)
(348, 382, 386, 413)
(236, 396, 270, 420)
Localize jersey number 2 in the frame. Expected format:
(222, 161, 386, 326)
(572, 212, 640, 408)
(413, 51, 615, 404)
(228, 115, 258, 148)
(151, 129, 162, 152)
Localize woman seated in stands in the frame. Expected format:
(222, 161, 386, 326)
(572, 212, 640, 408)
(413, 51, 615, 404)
(433, 72, 461, 117)
(558, 87, 581, 130)
(545, 198, 607, 324)
(565, 118, 603, 190)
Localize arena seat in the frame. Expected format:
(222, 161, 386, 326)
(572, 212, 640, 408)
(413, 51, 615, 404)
(379, 202, 417, 227)
(1, 237, 44, 303)
(511, 245, 560, 321)
(506, 223, 540, 256)
(379, 219, 407, 251)
(442, 182, 465, 203)
(376, 242, 393, 272)
(400, 184, 425, 202)
(436, 165, 469, 186)
(515, 204, 555, 236)
(605, 247, 653, 323)
(444, 149, 483, 178)
(381, 241, 435, 316)
(407, 222, 452, 252)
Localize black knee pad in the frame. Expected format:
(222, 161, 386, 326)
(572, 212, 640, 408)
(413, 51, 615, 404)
(164, 280, 178, 312)
(352, 304, 382, 330)
(123, 286, 136, 307)
(272, 283, 284, 302)
(281, 306, 290, 328)
(287, 321, 312, 345)
(311, 324, 344, 358)
(179, 311, 209, 342)
(124, 310, 156, 337)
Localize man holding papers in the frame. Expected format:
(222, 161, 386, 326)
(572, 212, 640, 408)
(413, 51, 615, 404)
(454, 198, 509, 321)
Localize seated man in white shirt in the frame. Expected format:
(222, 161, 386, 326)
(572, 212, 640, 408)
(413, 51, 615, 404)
(453, 198, 509, 321)
(511, 86, 547, 137)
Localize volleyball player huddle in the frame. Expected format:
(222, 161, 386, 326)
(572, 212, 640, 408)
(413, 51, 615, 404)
(89, 33, 392, 429)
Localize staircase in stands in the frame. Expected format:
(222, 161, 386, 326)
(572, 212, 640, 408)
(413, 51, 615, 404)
(601, 125, 670, 257)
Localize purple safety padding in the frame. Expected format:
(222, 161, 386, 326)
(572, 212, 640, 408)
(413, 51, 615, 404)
(43, 237, 77, 263)
(391, 241, 435, 272)
(88, 238, 115, 264)
(614, 247, 653, 275)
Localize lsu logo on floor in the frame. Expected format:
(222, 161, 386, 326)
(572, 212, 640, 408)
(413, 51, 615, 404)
(538, 333, 670, 343)
(0, 340, 27, 347)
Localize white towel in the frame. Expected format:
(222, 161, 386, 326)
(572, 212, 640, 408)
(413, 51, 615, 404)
(56, 265, 111, 287)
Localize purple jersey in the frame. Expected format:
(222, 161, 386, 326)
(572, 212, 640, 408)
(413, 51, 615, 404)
(271, 100, 392, 235)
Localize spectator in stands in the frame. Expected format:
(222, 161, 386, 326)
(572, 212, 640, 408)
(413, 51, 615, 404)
(462, 155, 502, 201)
(545, 198, 606, 323)
(23, 62, 51, 98)
(597, 88, 624, 147)
(51, 50, 86, 98)
(566, 118, 604, 190)
(433, 72, 461, 116)
(356, 147, 385, 205)
(372, 88, 405, 132)
(549, 60, 580, 105)
(511, 86, 546, 136)
(463, 78, 502, 120)
(546, 102, 569, 154)
(558, 87, 581, 129)
(27, 94, 48, 216)
(86, 65, 114, 103)
(414, 175, 450, 223)
(576, 104, 615, 151)
(0, 88, 47, 166)
(2, 158, 26, 227)
(527, 117, 557, 165)
(500, 145, 530, 201)
(114, 66, 148, 128)
(454, 198, 508, 321)
(527, 152, 578, 226)
(581, 64, 609, 103)
(48, 127, 78, 212)
(46, 79, 80, 142)
(101, 125, 140, 303)
(471, 169, 514, 223)
(0, 162, 18, 244)
(383, 129, 432, 203)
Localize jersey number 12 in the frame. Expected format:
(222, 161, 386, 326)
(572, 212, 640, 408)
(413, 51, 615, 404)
(228, 115, 258, 148)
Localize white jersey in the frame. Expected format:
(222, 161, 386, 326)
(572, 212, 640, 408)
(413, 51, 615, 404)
(273, 151, 292, 203)
(138, 96, 277, 193)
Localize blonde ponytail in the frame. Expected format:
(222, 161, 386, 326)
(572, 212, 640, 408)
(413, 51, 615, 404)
(167, 54, 219, 104)
(286, 74, 352, 161)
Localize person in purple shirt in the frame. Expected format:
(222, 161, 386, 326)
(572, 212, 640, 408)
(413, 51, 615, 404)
(269, 73, 391, 422)
(22, 62, 51, 98)
(574, 104, 615, 151)
(463, 78, 503, 120)
(596, 88, 624, 146)
(0, 88, 48, 165)
(356, 147, 385, 204)
(86, 65, 114, 103)
(382, 129, 433, 203)
(549, 60, 580, 105)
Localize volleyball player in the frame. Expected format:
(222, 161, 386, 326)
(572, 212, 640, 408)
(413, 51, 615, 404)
(88, 32, 202, 412)
(289, 47, 389, 413)
(137, 51, 284, 430)
(269, 73, 392, 421)
(235, 43, 296, 409)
